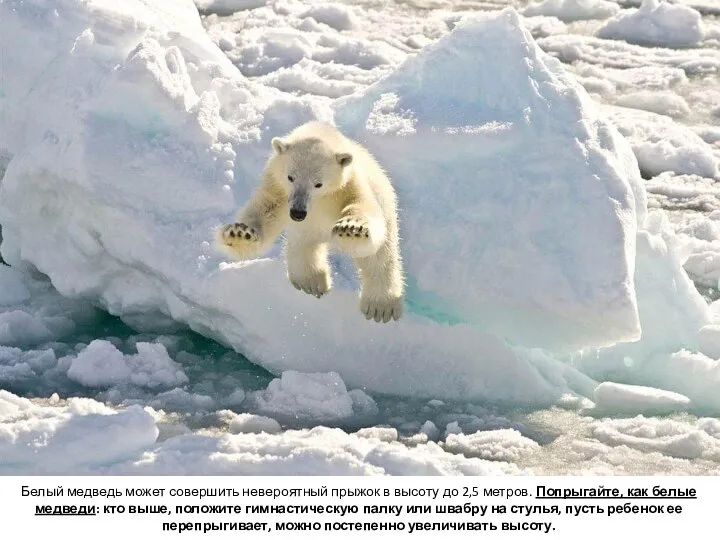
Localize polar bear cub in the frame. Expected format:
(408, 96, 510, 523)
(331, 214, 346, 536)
(217, 121, 404, 323)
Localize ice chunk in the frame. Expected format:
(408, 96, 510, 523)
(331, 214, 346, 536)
(195, 0, 267, 16)
(698, 325, 720, 359)
(300, 4, 359, 31)
(67, 340, 129, 388)
(593, 382, 691, 414)
(336, 8, 644, 351)
(420, 421, 441, 441)
(248, 371, 375, 423)
(0, 391, 157, 473)
(597, 0, 706, 49)
(66, 340, 189, 389)
(593, 415, 720, 460)
(356, 426, 399, 442)
(524, 0, 620, 22)
(615, 90, 691, 119)
(606, 106, 719, 179)
(149, 388, 215, 413)
(444, 429, 540, 461)
(574, 211, 715, 411)
(228, 413, 282, 434)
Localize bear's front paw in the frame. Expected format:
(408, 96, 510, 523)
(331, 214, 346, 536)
(332, 216, 380, 258)
(360, 295, 403, 323)
(222, 222, 258, 243)
(332, 217, 370, 239)
(289, 270, 332, 299)
(217, 222, 260, 259)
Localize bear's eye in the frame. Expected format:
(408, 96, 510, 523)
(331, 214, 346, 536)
(287, 175, 294, 182)
(314, 183, 323, 189)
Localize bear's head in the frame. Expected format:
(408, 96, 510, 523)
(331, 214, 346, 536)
(270, 136, 352, 222)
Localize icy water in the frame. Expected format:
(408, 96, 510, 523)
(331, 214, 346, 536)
(3, 311, 272, 403)
(3, 265, 720, 474)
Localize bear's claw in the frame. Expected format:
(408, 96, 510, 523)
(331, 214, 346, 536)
(290, 271, 332, 299)
(215, 222, 262, 260)
(360, 296, 403, 323)
(221, 222, 258, 245)
(332, 217, 370, 239)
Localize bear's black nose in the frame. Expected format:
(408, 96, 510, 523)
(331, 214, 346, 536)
(290, 208, 307, 222)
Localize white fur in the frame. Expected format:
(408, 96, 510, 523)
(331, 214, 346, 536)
(216, 121, 404, 323)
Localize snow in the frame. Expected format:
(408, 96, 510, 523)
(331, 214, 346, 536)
(300, 3, 360, 31)
(523, 0, 620, 22)
(0, 390, 519, 475)
(615, 90, 691, 119)
(195, 0, 267, 16)
(671, 0, 720, 18)
(593, 415, 720, 461)
(6, 386, 720, 475)
(356, 426, 398, 442)
(597, 0, 706, 49)
(444, 429, 541, 461)
(0, 391, 158, 473)
(538, 33, 720, 75)
(1, 0, 720, 476)
(202, 1, 415, 97)
(605, 106, 719, 179)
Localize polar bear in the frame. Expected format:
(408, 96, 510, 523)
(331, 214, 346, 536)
(216, 121, 404, 323)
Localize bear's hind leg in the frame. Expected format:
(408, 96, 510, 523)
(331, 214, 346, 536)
(286, 238, 332, 298)
(355, 245, 404, 323)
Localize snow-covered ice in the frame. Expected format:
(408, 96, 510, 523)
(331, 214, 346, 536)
(246, 371, 378, 424)
(592, 415, 720, 461)
(0, 391, 158, 473)
(523, 0, 619, 22)
(0, 390, 520, 475)
(334, 8, 645, 352)
(443, 429, 541, 461)
(597, 0, 706, 49)
(615, 90, 691, 119)
(195, 0, 267, 16)
(226, 412, 282, 434)
(537, 33, 720, 75)
(67, 340, 189, 389)
(1, 0, 720, 476)
(593, 381, 691, 414)
(605, 106, 719, 179)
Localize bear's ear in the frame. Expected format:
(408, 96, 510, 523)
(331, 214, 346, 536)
(271, 137, 288, 154)
(336, 152, 353, 167)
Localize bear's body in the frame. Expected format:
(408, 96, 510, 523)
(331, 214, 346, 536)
(217, 121, 404, 323)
